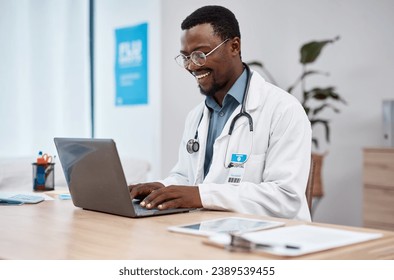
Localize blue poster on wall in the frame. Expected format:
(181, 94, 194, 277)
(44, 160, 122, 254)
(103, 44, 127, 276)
(115, 23, 148, 106)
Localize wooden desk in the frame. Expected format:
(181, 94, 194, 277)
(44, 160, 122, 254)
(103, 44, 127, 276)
(1, 199, 394, 260)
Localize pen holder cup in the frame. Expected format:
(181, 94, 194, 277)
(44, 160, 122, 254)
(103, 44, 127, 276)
(32, 162, 55, 191)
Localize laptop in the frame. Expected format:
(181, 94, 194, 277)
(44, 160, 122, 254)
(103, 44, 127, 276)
(54, 137, 193, 218)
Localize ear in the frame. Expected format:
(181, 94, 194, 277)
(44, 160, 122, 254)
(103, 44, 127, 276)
(229, 37, 241, 56)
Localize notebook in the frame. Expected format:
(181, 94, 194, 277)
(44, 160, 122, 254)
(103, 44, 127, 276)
(54, 137, 193, 218)
(0, 193, 45, 205)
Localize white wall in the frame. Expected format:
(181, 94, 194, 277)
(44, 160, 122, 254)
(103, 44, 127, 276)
(0, 0, 90, 158)
(94, 0, 162, 180)
(0, 0, 162, 181)
(161, 0, 394, 226)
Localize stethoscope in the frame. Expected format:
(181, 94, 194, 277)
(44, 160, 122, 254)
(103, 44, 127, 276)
(186, 63, 254, 167)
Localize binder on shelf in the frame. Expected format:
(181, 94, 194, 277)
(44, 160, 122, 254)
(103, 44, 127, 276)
(383, 100, 394, 147)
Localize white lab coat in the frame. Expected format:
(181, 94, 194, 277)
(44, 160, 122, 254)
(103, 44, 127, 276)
(161, 70, 312, 221)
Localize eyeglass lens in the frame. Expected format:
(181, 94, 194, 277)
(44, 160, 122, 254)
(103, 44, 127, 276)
(176, 39, 229, 68)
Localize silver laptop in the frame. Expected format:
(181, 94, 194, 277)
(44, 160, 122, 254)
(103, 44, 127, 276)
(54, 137, 193, 218)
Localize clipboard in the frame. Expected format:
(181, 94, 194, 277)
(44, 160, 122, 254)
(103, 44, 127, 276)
(204, 224, 383, 257)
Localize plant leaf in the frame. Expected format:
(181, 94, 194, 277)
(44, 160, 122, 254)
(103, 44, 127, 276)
(247, 61, 264, 68)
(312, 138, 319, 149)
(312, 104, 330, 116)
(312, 104, 341, 115)
(304, 106, 310, 115)
(306, 87, 346, 104)
(313, 88, 333, 100)
(310, 119, 330, 143)
(287, 70, 329, 93)
(300, 36, 340, 64)
(246, 60, 278, 85)
(329, 91, 347, 105)
(301, 70, 329, 80)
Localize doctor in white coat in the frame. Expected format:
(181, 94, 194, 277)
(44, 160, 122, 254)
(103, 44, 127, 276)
(129, 5, 312, 221)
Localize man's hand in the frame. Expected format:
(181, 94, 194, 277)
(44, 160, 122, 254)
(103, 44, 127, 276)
(129, 182, 165, 200)
(129, 183, 202, 210)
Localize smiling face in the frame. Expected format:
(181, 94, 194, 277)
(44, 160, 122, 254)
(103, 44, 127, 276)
(179, 23, 243, 104)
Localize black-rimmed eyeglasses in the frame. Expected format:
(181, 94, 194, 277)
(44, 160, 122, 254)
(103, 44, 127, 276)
(174, 38, 229, 68)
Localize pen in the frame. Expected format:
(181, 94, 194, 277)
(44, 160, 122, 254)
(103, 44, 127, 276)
(254, 243, 300, 250)
(227, 233, 301, 252)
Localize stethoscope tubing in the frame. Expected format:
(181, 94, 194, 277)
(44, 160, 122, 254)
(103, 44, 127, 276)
(186, 63, 254, 158)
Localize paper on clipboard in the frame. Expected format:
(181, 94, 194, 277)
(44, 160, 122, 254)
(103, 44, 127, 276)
(207, 225, 383, 256)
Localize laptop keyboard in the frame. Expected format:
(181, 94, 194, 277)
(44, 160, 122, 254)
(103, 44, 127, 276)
(131, 199, 193, 216)
(132, 200, 159, 214)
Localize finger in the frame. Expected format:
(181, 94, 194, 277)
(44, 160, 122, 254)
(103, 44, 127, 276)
(130, 185, 152, 200)
(128, 183, 141, 192)
(144, 189, 178, 209)
(142, 189, 167, 208)
(157, 198, 183, 210)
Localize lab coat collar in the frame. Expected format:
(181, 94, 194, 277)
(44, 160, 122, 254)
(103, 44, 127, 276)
(198, 70, 268, 146)
(204, 68, 247, 110)
(244, 70, 267, 112)
(217, 71, 266, 140)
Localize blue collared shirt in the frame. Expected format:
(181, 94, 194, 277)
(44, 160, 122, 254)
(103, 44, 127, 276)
(204, 69, 247, 177)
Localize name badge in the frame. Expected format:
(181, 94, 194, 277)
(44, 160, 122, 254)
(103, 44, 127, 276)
(226, 153, 247, 184)
(231, 154, 247, 164)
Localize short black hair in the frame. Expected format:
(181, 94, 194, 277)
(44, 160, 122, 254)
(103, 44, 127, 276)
(181, 5, 240, 40)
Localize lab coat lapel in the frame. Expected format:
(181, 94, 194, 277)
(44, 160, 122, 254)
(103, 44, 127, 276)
(213, 72, 263, 164)
(215, 73, 262, 142)
(216, 104, 247, 143)
(193, 106, 210, 185)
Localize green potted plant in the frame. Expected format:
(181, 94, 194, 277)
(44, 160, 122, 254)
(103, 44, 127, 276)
(248, 36, 346, 201)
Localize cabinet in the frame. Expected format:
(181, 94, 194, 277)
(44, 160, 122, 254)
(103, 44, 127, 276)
(363, 148, 394, 231)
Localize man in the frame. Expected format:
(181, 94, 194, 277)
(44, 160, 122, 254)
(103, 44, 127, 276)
(130, 5, 312, 221)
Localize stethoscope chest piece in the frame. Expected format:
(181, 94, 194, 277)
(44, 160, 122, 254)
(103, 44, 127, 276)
(186, 138, 200, 154)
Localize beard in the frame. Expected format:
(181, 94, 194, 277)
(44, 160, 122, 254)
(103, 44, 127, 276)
(198, 79, 225, 97)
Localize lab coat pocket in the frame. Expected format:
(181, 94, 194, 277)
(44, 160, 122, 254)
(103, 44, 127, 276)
(243, 153, 266, 183)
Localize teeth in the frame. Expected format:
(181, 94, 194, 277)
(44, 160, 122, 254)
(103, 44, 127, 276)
(195, 71, 211, 80)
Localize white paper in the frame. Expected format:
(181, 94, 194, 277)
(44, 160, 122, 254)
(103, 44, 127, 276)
(209, 225, 383, 256)
(0, 191, 54, 201)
